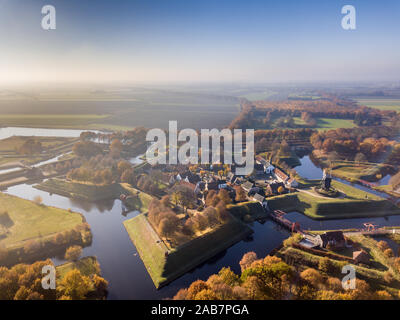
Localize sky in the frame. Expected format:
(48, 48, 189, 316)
(0, 0, 399, 85)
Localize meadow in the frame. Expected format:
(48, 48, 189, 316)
(357, 98, 400, 112)
(0, 192, 84, 250)
(293, 117, 356, 130)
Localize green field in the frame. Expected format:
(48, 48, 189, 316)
(266, 180, 400, 219)
(357, 99, 400, 112)
(119, 183, 153, 212)
(56, 256, 101, 279)
(0, 192, 84, 249)
(123, 213, 252, 288)
(293, 117, 356, 130)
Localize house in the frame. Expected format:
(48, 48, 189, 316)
(255, 156, 275, 174)
(316, 231, 346, 249)
(248, 186, 262, 197)
(265, 164, 275, 174)
(254, 163, 265, 175)
(168, 175, 176, 186)
(241, 181, 254, 193)
(177, 181, 197, 195)
(227, 172, 238, 184)
(353, 250, 370, 264)
(252, 193, 265, 203)
(206, 181, 219, 191)
(287, 178, 298, 188)
(266, 182, 285, 195)
(274, 168, 289, 183)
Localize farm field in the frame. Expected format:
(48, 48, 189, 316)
(0, 88, 240, 130)
(0, 114, 110, 129)
(357, 98, 400, 112)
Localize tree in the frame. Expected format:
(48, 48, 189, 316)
(64, 245, 82, 262)
(218, 189, 232, 205)
(110, 139, 123, 158)
(117, 160, 131, 175)
(234, 186, 247, 202)
(318, 257, 334, 274)
(384, 248, 394, 258)
(300, 268, 324, 288)
(57, 269, 91, 300)
(73, 141, 102, 158)
(239, 252, 258, 272)
(159, 216, 178, 239)
(377, 240, 389, 251)
(171, 192, 181, 207)
(121, 169, 133, 183)
(354, 152, 367, 164)
(33, 195, 43, 205)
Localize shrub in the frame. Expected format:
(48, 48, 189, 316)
(64, 245, 83, 262)
(33, 195, 43, 205)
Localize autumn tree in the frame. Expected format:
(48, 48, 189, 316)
(65, 245, 83, 262)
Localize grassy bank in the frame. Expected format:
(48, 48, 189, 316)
(56, 256, 101, 279)
(123, 213, 252, 288)
(35, 179, 125, 201)
(119, 183, 153, 212)
(0, 192, 84, 249)
(266, 180, 400, 219)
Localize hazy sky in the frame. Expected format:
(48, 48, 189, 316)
(0, 0, 399, 85)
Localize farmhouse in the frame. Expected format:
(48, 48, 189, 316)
(353, 250, 370, 264)
(255, 156, 275, 174)
(241, 181, 254, 193)
(287, 177, 298, 188)
(254, 163, 265, 175)
(275, 168, 289, 183)
(316, 231, 346, 249)
(252, 193, 265, 203)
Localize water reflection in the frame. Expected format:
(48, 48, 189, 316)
(4, 183, 290, 300)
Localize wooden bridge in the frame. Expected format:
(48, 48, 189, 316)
(270, 210, 302, 233)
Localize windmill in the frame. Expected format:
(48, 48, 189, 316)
(321, 168, 332, 190)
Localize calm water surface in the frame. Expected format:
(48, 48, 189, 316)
(5, 183, 289, 299)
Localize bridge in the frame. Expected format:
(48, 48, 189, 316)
(269, 210, 302, 233)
